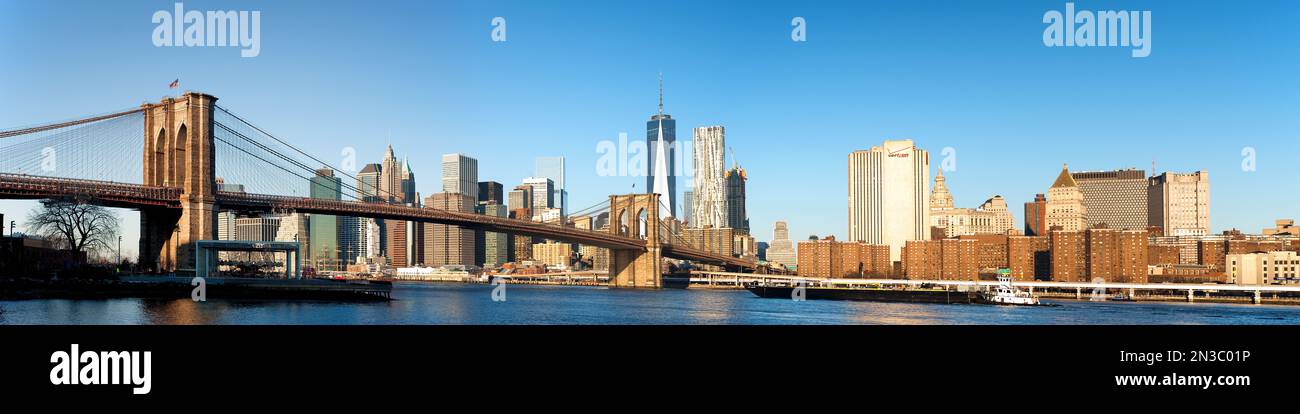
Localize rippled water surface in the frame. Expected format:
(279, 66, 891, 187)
(3, 282, 1299, 324)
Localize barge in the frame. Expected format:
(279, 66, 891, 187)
(745, 283, 977, 304)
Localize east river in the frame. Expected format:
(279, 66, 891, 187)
(2, 282, 1299, 324)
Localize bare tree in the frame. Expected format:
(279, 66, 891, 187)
(26, 198, 120, 259)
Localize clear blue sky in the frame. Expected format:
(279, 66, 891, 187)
(2, 0, 1297, 257)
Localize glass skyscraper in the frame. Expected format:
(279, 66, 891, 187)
(647, 75, 676, 218)
(535, 156, 566, 217)
(309, 168, 342, 269)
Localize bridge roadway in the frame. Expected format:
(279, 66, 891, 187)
(0, 173, 179, 208)
(217, 192, 750, 267)
(0, 174, 753, 268)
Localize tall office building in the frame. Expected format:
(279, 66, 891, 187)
(478, 181, 504, 205)
(400, 161, 417, 204)
(217, 212, 238, 241)
(355, 163, 385, 260)
(425, 193, 476, 266)
(476, 181, 507, 268)
(766, 221, 796, 268)
(408, 197, 425, 266)
(1072, 168, 1148, 230)
(215, 179, 245, 241)
(847, 140, 931, 262)
(356, 163, 382, 200)
(1046, 165, 1089, 232)
(1024, 193, 1048, 236)
(388, 218, 409, 267)
(362, 218, 381, 260)
(309, 169, 342, 269)
(692, 126, 727, 228)
(339, 217, 378, 264)
(437, 154, 476, 265)
(535, 156, 566, 217)
(442, 153, 479, 199)
(682, 189, 695, 226)
(508, 185, 532, 211)
(338, 216, 363, 265)
(379, 146, 416, 265)
(522, 177, 554, 211)
(1148, 171, 1210, 237)
(479, 203, 509, 267)
(646, 74, 677, 218)
(236, 216, 283, 242)
(379, 146, 404, 203)
(725, 165, 748, 233)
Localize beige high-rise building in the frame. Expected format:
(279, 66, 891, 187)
(441, 153, 478, 199)
(684, 227, 736, 257)
(578, 245, 609, 271)
(765, 221, 796, 268)
(1148, 171, 1210, 237)
(848, 140, 930, 262)
(425, 193, 476, 266)
(1046, 164, 1088, 232)
(691, 126, 727, 229)
(236, 216, 282, 242)
(532, 241, 573, 269)
(733, 233, 758, 260)
(928, 169, 1015, 238)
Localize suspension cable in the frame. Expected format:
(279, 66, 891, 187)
(214, 105, 404, 202)
(0, 108, 144, 139)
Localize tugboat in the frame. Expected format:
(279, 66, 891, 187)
(978, 276, 1051, 306)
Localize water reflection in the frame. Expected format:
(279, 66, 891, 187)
(140, 299, 220, 325)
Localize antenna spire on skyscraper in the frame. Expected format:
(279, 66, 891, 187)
(658, 71, 664, 115)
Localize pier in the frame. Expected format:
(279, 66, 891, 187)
(689, 271, 1300, 305)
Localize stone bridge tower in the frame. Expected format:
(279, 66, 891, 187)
(139, 93, 218, 273)
(608, 193, 663, 288)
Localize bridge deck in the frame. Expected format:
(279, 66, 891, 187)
(0, 173, 179, 208)
(0, 174, 754, 268)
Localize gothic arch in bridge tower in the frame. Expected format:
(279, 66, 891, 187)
(636, 208, 648, 240)
(138, 93, 218, 274)
(173, 124, 187, 187)
(607, 193, 662, 288)
(617, 209, 629, 237)
(149, 127, 166, 183)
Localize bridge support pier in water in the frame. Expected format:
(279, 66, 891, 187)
(607, 193, 663, 288)
(138, 93, 218, 274)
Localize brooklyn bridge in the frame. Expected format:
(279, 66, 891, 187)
(0, 93, 758, 287)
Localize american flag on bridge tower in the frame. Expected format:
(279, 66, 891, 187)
(168, 79, 179, 89)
